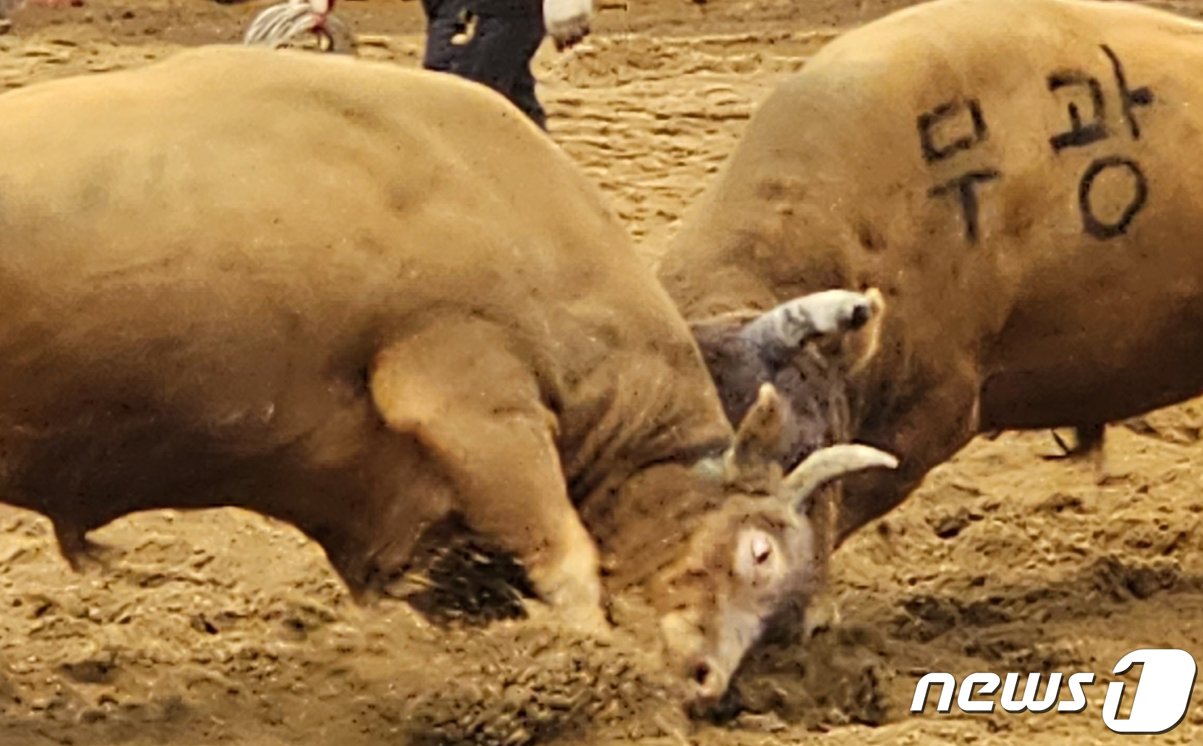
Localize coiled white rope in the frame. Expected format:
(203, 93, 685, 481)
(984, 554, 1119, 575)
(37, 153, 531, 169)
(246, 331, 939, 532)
(243, 0, 345, 52)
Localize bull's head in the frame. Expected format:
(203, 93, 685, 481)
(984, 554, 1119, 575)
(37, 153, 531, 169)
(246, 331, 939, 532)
(648, 288, 890, 711)
(653, 383, 897, 711)
(692, 287, 885, 472)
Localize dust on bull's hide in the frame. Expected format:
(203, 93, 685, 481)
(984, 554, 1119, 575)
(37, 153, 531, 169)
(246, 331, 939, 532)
(661, 0, 1203, 553)
(0, 45, 898, 713)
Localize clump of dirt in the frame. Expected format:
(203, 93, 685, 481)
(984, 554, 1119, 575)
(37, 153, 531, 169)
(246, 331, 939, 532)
(400, 622, 681, 746)
(731, 623, 894, 731)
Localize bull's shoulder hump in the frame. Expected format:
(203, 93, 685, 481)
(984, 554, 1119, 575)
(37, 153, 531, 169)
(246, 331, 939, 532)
(750, 0, 1203, 140)
(0, 45, 618, 266)
(0, 46, 538, 145)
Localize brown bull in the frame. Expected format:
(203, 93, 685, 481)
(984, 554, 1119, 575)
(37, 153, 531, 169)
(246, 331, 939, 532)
(0, 46, 896, 709)
(659, 0, 1203, 549)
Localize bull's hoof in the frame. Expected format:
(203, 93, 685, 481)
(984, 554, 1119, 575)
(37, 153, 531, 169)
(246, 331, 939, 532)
(52, 524, 115, 573)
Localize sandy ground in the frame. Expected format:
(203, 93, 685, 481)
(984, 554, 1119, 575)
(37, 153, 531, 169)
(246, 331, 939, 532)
(2, 0, 1203, 744)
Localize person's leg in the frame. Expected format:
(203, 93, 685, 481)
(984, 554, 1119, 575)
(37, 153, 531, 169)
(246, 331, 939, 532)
(453, 12, 548, 129)
(422, 0, 471, 73)
(507, 15, 548, 129)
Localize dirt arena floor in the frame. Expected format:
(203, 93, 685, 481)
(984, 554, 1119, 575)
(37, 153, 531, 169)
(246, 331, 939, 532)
(3, 0, 1203, 743)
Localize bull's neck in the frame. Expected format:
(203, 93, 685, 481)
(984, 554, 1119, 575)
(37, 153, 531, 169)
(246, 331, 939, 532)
(578, 456, 726, 594)
(553, 350, 732, 590)
(842, 311, 916, 440)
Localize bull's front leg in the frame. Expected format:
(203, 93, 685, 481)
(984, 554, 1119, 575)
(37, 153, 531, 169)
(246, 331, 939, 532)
(369, 321, 608, 634)
(420, 409, 606, 632)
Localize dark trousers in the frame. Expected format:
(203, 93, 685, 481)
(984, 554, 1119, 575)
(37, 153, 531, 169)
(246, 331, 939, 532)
(422, 0, 547, 130)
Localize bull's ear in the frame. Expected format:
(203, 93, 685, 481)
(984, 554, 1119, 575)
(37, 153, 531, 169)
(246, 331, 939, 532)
(848, 288, 885, 375)
(741, 288, 883, 363)
(782, 444, 899, 513)
(723, 383, 787, 491)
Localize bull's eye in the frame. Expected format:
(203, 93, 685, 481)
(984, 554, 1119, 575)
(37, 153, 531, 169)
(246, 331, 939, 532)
(751, 534, 772, 564)
(735, 529, 778, 581)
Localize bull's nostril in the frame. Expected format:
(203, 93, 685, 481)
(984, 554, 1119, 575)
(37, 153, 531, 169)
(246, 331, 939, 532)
(692, 661, 711, 685)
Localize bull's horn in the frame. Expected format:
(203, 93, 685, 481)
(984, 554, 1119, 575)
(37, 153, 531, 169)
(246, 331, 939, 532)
(742, 289, 879, 355)
(784, 444, 899, 512)
(723, 383, 786, 489)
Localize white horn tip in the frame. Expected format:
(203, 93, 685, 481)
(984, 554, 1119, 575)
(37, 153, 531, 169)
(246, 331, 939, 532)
(843, 443, 899, 470)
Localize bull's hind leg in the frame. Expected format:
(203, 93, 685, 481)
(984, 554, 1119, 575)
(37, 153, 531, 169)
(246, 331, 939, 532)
(52, 520, 116, 572)
(1048, 423, 1106, 460)
(369, 319, 607, 632)
(1047, 424, 1110, 483)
